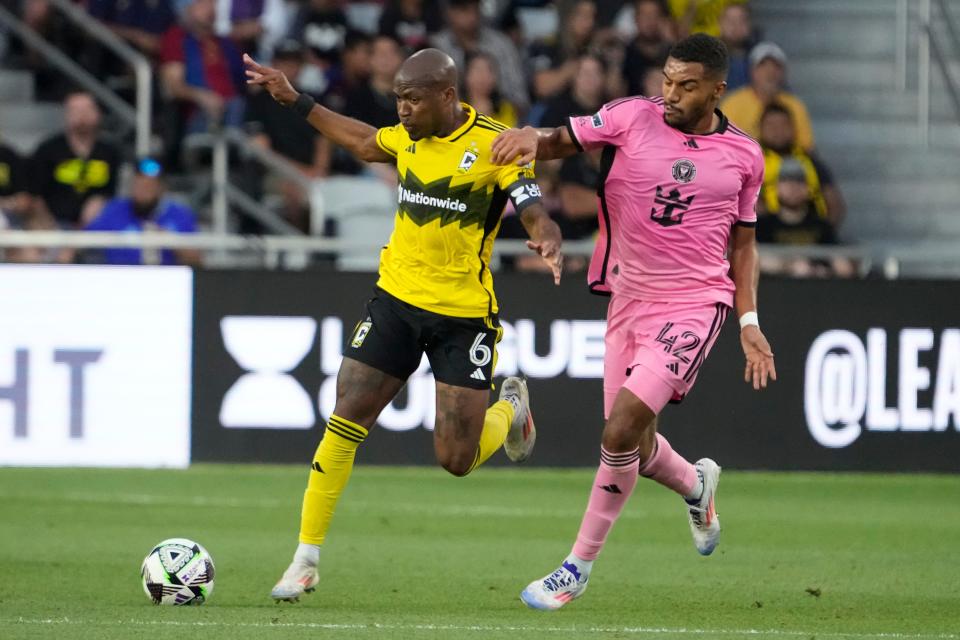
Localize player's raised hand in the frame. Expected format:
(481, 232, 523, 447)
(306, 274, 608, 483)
(740, 325, 776, 390)
(244, 54, 298, 107)
(525, 214, 563, 285)
(491, 127, 539, 166)
(526, 239, 563, 285)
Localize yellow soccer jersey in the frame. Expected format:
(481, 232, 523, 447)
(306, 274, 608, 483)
(375, 103, 541, 318)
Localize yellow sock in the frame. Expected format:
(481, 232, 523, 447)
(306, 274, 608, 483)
(466, 400, 514, 474)
(299, 415, 368, 545)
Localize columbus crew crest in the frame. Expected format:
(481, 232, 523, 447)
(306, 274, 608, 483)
(458, 142, 480, 173)
(672, 159, 697, 184)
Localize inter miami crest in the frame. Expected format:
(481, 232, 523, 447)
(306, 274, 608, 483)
(672, 158, 697, 184)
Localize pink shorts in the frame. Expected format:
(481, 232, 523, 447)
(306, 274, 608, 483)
(603, 296, 730, 418)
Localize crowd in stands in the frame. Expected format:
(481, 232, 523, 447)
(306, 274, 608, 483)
(0, 0, 851, 277)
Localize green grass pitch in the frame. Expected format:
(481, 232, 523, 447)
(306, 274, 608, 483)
(1, 465, 958, 640)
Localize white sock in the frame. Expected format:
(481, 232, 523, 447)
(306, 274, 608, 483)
(293, 542, 320, 567)
(564, 552, 594, 579)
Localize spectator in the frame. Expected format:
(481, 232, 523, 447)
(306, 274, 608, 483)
(640, 64, 663, 97)
(0, 207, 74, 264)
(327, 34, 404, 179)
(555, 149, 601, 245)
(669, 0, 746, 38)
(85, 158, 201, 266)
(247, 40, 325, 171)
(756, 157, 854, 279)
(463, 51, 519, 127)
(539, 53, 607, 128)
(245, 39, 326, 231)
(758, 103, 845, 228)
(432, 0, 529, 112)
(718, 2, 755, 91)
(0, 141, 31, 219)
(87, 0, 176, 89)
(290, 0, 349, 64)
(16, 0, 87, 99)
(88, 0, 176, 56)
(30, 91, 121, 227)
(622, 0, 672, 96)
(345, 34, 405, 129)
(258, 0, 298, 61)
(527, 0, 597, 101)
(159, 0, 247, 134)
(721, 41, 816, 150)
(379, 0, 443, 52)
(214, 0, 268, 55)
(322, 30, 373, 113)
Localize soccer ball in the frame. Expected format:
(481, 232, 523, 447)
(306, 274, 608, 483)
(140, 538, 215, 605)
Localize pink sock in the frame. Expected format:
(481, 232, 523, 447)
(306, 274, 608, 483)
(571, 447, 640, 561)
(637, 433, 697, 496)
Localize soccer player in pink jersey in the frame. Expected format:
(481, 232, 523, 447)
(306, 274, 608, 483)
(491, 34, 777, 610)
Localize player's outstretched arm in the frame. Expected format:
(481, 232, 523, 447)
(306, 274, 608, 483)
(490, 126, 580, 166)
(519, 202, 564, 285)
(244, 54, 393, 164)
(730, 225, 776, 390)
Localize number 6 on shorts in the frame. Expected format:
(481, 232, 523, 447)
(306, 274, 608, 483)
(470, 332, 492, 367)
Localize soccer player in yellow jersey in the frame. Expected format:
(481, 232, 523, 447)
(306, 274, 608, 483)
(244, 49, 564, 602)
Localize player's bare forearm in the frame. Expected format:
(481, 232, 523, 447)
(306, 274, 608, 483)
(303, 106, 391, 163)
(730, 224, 776, 389)
(520, 203, 564, 285)
(243, 54, 392, 163)
(520, 203, 559, 245)
(491, 126, 580, 166)
(730, 225, 759, 318)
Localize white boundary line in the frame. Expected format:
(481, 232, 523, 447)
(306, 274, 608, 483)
(4, 617, 958, 639)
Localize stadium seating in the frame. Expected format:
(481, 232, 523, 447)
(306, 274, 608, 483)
(755, 0, 960, 253)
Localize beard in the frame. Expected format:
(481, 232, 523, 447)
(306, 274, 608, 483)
(664, 102, 710, 133)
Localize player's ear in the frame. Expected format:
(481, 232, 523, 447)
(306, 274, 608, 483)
(713, 79, 727, 101)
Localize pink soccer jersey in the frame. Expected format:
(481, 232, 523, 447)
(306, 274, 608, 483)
(568, 96, 764, 306)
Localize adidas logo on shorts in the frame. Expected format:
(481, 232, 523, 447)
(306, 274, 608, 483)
(470, 368, 486, 381)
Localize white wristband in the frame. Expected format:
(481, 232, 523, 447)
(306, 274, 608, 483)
(739, 311, 759, 330)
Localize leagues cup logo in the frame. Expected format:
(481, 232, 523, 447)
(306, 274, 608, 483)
(672, 159, 697, 184)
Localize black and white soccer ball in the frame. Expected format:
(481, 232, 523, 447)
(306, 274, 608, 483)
(141, 538, 215, 605)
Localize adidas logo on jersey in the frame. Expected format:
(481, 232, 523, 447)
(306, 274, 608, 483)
(406, 143, 416, 154)
(470, 368, 486, 381)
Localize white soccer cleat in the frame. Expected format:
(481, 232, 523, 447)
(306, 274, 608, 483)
(270, 562, 319, 602)
(687, 458, 722, 556)
(520, 561, 589, 611)
(501, 376, 536, 463)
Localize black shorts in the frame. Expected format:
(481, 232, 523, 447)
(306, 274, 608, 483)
(344, 288, 503, 390)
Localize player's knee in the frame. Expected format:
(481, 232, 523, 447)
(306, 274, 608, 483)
(437, 450, 475, 477)
(602, 412, 655, 452)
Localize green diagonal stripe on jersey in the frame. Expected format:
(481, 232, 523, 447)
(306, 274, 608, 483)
(396, 170, 493, 229)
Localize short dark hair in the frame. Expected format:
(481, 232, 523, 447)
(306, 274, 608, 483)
(343, 30, 372, 52)
(634, 0, 668, 14)
(668, 33, 729, 79)
(760, 102, 793, 123)
(579, 51, 608, 75)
